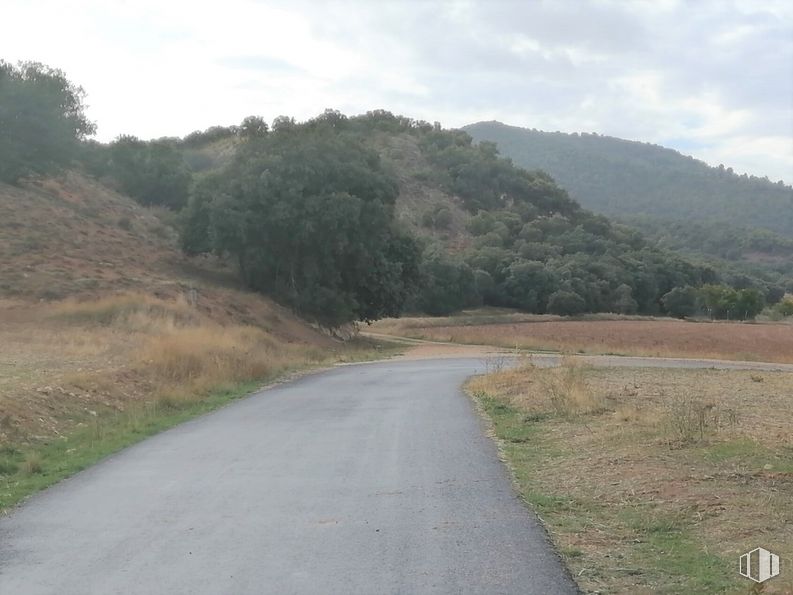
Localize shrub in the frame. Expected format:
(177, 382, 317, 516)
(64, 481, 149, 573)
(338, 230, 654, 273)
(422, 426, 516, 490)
(662, 286, 699, 318)
(547, 290, 586, 316)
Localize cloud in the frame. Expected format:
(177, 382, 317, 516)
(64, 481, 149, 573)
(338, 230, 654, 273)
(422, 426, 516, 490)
(1, 0, 790, 181)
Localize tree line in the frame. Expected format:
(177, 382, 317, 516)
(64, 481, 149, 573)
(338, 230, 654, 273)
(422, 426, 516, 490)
(3, 60, 789, 326)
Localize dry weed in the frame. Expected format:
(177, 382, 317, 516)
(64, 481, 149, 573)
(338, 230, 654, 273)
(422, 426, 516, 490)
(51, 293, 199, 330)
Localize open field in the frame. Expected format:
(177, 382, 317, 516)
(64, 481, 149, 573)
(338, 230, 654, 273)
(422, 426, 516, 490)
(372, 310, 793, 364)
(0, 293, 398, 511)
(468, 361, 793, 594)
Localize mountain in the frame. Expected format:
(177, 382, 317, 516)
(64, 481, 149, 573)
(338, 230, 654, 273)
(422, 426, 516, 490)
(462, 121, 793, 238)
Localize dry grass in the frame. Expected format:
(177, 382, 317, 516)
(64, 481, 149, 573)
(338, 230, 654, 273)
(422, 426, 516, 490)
(0, 292, 352, 447)
(476, 359, 604, 417)
(469, 362, 793, 593)
(137, 325, 326, 407)
(374, 312, 793, 364)
(51, 293, 200, 330)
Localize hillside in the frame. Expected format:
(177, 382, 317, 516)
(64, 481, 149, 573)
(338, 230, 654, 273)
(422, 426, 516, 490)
(463, 121, 793, 239)
(171, 112, 789, 321)
(0, 173, 382, 471)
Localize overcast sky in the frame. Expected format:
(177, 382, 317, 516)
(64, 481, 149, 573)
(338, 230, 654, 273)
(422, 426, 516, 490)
(3, 0, 792, 182)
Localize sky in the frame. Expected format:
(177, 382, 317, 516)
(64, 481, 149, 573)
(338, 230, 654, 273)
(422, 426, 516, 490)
(3, 0, 792, 183)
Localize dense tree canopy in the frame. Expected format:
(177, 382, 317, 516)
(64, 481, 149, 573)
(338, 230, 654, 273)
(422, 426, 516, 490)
(182, 119, 421, 326)
(0, 61, 95, 183)
(102, 136, 192, 209)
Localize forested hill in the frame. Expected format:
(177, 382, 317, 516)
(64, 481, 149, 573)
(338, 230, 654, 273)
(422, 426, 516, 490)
(2, 57, 788, 323)
(463, 121, 793, 237)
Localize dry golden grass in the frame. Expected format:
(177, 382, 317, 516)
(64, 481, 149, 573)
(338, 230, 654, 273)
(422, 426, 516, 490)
(469, 363, 793, 593)
(0, 292, 350, 447)
(375, 313, 793, 364)
(475, 358, 603, 416)
(51, 293, 200, 330)
(137, 325, 326, 407)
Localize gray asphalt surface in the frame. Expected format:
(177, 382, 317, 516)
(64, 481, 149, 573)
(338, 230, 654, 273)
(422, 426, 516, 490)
(0, 358, 578, 595)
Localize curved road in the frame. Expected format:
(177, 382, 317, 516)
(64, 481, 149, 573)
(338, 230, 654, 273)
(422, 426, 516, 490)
(0, 358, 578, 595)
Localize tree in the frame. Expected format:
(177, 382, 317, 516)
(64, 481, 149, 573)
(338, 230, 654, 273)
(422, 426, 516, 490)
(501, 260, 557, 312)
(417, 250, 479, 315)
(107, 137, 191, 209)
(611, 283, 638, 314)
(0, 61, 95, 183)
(547, 290, 586, 316)
(239, 115, 268, 140)
(775, 299, 793, 317)
(184, 126, 420, 326)
(661, 286, 699, 318)
(764, 285, 786, 305)
(421, 205, 452, 230)
(733, 288, 765, 320)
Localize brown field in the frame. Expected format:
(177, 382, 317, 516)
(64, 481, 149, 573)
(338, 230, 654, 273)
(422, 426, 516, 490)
(373, 313, 793, 364)
(468, 362, 793, 593)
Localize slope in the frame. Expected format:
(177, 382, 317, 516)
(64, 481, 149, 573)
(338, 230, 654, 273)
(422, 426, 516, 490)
(463, 121, 793, 238)
(0, 172, 380, 509)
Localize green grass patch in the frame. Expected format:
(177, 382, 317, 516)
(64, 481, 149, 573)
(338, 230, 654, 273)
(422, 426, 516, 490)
(0, 380, 261, 511)
(696, 438, 793, 473)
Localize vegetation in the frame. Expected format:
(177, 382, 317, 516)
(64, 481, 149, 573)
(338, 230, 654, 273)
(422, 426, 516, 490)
(464, 121, 793, 236)
(2, 61, 784, 325)
(181, 112, 421, 327)
(0, 61, 95, 183)
(468, 362, 793, 593)
(118, 111, 788, 321)
(87, 136, 193, 209)
(464, 122, 793, 292)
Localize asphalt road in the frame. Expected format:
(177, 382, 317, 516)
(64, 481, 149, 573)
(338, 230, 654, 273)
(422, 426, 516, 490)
(0, 358, 578, 595)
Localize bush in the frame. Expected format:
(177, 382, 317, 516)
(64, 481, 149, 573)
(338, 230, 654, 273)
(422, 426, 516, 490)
(774, 299, 793, 318)
(421, 206, 452, 230)
(547, 290, 586, 316)
(107, 137, 192, 209)
(417, 251, 479, 315)
(662, 286, 699, 318)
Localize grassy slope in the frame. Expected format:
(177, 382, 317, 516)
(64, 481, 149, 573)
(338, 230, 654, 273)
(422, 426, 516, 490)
(0, 173, 401, 511)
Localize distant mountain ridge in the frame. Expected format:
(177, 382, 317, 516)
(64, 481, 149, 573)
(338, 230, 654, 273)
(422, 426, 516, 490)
(463, 121, 793, 238)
